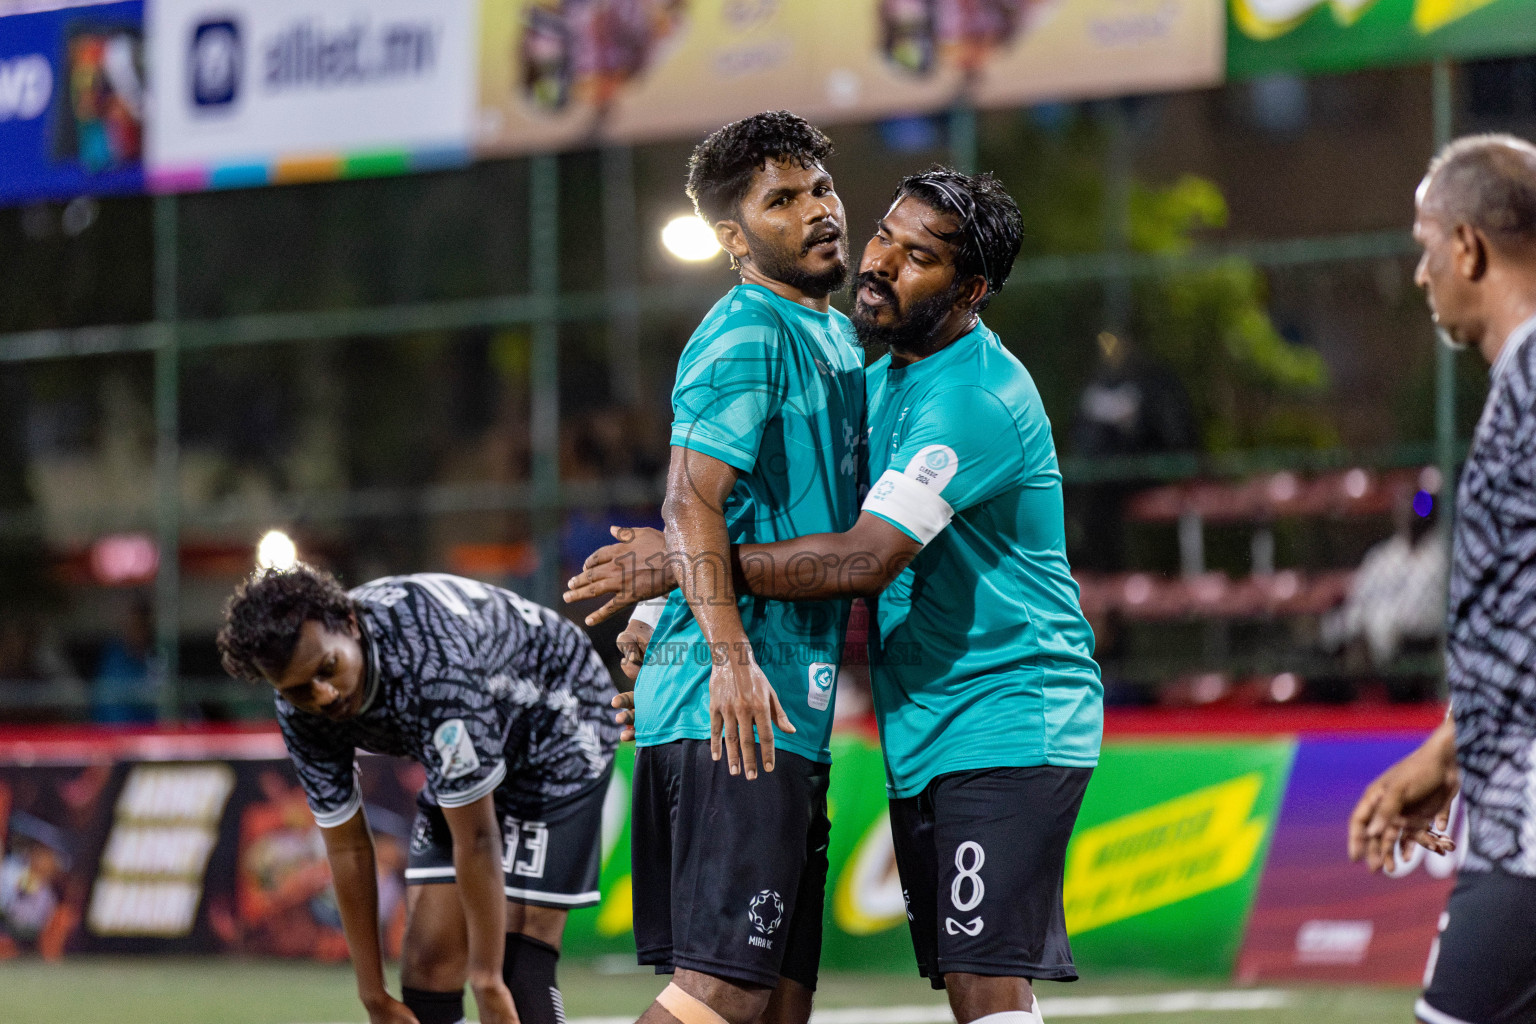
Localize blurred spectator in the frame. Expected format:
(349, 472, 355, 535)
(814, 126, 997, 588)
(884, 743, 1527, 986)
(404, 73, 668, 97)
(1069, 330, 1197, 570)
(1322, 484, 1447, 669)
(0, 618, 84, 722)
(90, 596, 158, 724)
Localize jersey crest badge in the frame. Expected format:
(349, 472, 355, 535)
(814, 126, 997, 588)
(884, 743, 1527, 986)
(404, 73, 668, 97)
(808, 663, 835, 711)
(433, 719, 480, 781)
(904, 445, 959, 490)
(748, 889, 784, 935)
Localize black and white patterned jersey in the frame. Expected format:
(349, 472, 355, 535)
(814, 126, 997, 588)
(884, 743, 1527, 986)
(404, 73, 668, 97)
(1447, 314, 1536, 876)
(276, 573, 620, 828)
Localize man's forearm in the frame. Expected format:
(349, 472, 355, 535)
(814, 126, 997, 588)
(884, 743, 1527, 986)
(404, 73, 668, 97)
(734, 533, 896, 600)
(1426, 712, 1457, 767)
(323, 831, 389, 1005)
(452, 822, 508, 989)
(665, 493, 751, 653)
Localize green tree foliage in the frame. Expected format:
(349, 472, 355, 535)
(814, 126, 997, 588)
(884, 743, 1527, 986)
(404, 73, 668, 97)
(1127, 175, 1333, 451)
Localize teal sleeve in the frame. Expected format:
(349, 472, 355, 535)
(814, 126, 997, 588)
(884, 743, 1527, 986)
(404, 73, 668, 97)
(669, 315, 785, 473)
(888, 385, 1022, 514)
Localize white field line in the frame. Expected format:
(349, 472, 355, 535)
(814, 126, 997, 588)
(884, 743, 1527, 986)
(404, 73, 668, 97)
(288, 988, 1294, 1024)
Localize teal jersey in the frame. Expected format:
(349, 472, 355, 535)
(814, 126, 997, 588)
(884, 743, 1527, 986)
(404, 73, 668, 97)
(861, 322, 1103, 797)
(635, 284, 865, 764)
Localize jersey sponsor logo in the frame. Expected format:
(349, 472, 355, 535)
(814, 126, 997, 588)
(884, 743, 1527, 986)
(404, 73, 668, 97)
(904, 445, 958, 491)
(433, 719, 481, 781)
(748, 889, 784, 939)
(808, 663, 835, 711)
(868, 479, 896, 502)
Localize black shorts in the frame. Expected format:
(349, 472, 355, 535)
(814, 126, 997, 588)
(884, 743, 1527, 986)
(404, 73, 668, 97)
(631, 739, 831, 990)
(404, 765, 613, 909)
(1419, 866, 1536, 1024)
(890, 764, 1092, 988)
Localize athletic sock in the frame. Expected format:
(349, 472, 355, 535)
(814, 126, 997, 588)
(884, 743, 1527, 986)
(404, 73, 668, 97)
(401, 986, 467, 1024)
(504, 933, 566, 1024)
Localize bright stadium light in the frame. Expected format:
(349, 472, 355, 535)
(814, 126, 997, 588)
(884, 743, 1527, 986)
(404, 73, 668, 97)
(256, 530, 299, 571)
(661, 215, 721, 262)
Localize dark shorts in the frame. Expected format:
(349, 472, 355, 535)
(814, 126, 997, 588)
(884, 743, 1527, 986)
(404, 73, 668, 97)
(404, 764, 613, 909)
(631, 739, 831, 990)
(1419, 866, 1536, 1024)
(890, 764, 1092, 989)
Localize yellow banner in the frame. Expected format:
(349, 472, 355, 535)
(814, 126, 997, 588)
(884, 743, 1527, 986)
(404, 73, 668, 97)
(1063, 772, 1269, 934)
(476, 0, 1223, 156)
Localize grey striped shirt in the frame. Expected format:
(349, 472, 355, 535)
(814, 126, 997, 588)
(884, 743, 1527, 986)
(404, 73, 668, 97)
(1448, 313, 1536, 875)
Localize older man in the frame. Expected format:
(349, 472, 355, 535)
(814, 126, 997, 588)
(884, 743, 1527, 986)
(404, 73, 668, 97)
(1349, 133, 1536, 1024)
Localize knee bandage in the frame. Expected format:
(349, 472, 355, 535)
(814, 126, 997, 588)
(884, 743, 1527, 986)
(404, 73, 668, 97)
(656, 982, 733, 1024)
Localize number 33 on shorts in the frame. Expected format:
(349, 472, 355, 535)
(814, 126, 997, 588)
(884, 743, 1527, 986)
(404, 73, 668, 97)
(945, 841, 985, 936)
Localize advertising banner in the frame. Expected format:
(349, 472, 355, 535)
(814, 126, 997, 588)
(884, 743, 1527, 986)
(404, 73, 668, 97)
(1236, 735, 1458, 985)
(0, 749, 420, 957)
(476, 0, 1224, 157)
(1061, 739, 1294, 975)
(1228, 0, 1536, 78)
(0, 729, 1297, 977)
(0, 1, 146, 206)
(145, 0, 477, 193)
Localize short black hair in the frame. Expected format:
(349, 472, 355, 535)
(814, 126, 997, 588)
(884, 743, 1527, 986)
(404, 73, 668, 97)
(685, 110, 834, 224)
(890, 166, 1023, 309)
(217, 564, 354, 682)
(1424, 133, 1536, 249)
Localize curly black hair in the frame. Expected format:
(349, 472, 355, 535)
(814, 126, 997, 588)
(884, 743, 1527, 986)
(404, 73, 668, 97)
(890, 166, 1023, 309)
(685, 110, 834, 224)
(217, 564, 354, 682)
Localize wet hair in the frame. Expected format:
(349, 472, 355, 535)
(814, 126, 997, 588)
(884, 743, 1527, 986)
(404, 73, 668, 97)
(217, 564, 353, 682)
(889, 166, 1023, 310)
(1423, 134, 1536, 250)
(685, 110, 834, 224)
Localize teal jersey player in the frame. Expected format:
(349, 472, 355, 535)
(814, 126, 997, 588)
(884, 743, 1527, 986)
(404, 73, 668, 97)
(860, 321, 1103, 797)
(634, 283, 865, 764)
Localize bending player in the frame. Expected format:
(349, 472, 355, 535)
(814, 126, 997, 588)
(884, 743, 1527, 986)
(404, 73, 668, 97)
(571, 168, 1102, 1024)
(618, 112, 864, 1024)
(219, 567, 619, 1024)
(1348, 134, 1536, 1024)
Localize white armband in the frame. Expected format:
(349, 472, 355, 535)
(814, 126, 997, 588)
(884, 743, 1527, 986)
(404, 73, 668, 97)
(629, 596, 667, 630)
(861, 469, 954, 547)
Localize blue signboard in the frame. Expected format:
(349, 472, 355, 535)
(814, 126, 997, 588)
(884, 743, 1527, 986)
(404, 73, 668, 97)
(0, 1, 145, 207)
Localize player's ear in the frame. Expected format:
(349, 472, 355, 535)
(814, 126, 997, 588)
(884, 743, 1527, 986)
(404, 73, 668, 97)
(346, 611, 360, 638)
(715, 219, 750, 264)
(1453, 222, 1488, 282)
(955, 274, 988, 312)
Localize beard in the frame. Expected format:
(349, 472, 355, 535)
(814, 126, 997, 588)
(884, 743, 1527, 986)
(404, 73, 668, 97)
(740, 222, 848, 298)
(851, 273, 962, 358)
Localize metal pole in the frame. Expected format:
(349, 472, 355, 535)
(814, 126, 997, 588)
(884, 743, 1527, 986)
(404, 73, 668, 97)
(601, 145, 643, 407)
(1102, 99, 1133, 337)
(529, 155, 561, 604)
(153, 195, 180, 720)
(1433, 59, 1456, 515)
(948, 103, 977, 174)
(1432, 59, 1456, 698)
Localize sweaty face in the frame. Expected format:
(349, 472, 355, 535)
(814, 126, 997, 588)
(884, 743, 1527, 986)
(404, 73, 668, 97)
(852, 196, 967, 355)
(266, 619, 366, 720)
(734, 158, 848, 297)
